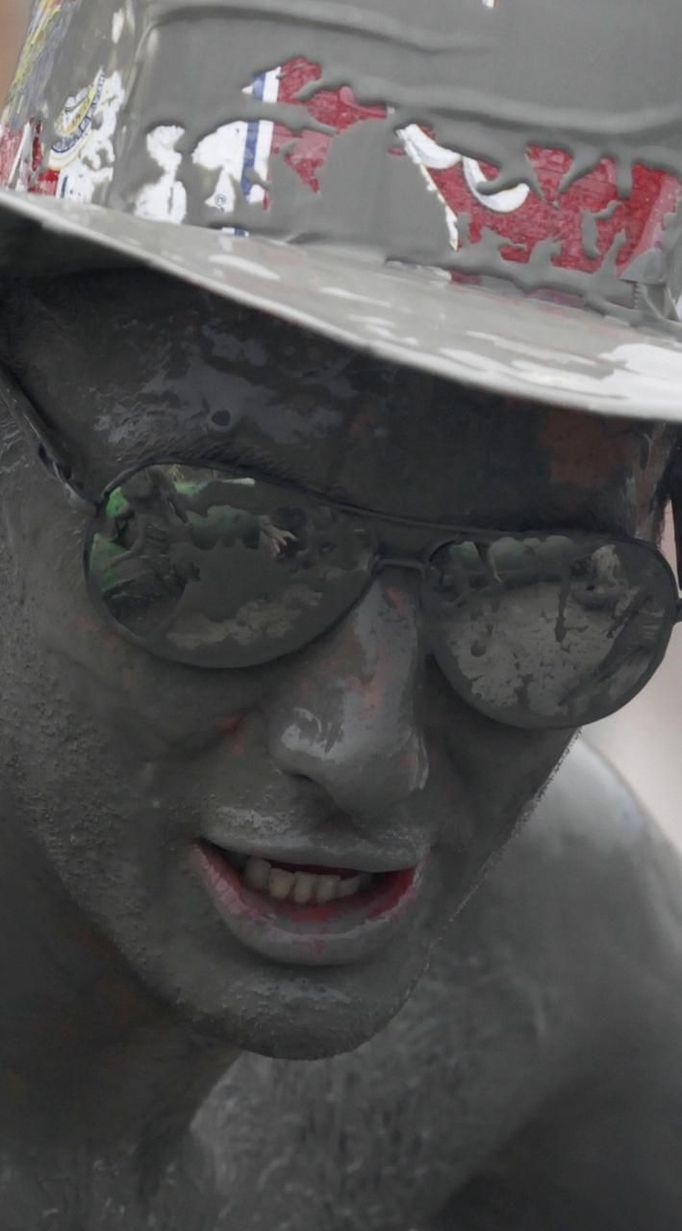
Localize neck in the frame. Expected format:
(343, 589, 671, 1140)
(0, 818, 238, 1217)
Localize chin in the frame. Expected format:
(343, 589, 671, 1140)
(96, 856, 444, 1059)
(146, 936, 433, 1060)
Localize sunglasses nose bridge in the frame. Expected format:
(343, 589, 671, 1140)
(373, 555, 429, 579)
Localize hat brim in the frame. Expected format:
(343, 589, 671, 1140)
(3, 190, 682, 423)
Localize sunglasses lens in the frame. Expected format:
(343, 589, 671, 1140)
(85, 464, 372, 667)
(424, 534, 676, 728)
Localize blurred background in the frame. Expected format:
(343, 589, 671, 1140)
(590, 649, 682, 847)
(1, 0, 681, 849)
(0, 0, 29, 102)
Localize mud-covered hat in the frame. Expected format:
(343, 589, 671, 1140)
(4, 0, 682, 420)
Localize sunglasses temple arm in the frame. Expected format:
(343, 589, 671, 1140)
(0, 365, 96, 512)
(665, 442, 682, 618)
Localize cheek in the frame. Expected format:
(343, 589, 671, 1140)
(425, 665, 573, 830)
(456, 722, 572, 830)
(39, 615, 267, 763)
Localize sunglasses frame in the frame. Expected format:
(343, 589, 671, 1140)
(2, 364, 681, 728)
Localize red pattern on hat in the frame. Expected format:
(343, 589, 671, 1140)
(267, 57, 682, 276)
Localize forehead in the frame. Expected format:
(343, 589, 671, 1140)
(5, 270, 675, 532)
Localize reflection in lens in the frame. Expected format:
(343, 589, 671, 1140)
(424, 535, 675, 727)
(86, 464, 372, 667)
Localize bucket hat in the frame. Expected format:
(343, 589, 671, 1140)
(3, 0, 682, 419)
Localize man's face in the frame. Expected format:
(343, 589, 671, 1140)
(0, 271, 673, 1058)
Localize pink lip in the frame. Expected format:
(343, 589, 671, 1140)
(193, 841, 425, 968)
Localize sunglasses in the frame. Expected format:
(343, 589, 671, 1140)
(2, 369, 680, 730)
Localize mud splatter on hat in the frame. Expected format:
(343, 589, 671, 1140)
(3, 0, 682, 418)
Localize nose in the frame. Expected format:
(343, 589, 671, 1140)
(267, 575, 429, 817)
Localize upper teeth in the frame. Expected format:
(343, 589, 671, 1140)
(242, 856, 371, 905)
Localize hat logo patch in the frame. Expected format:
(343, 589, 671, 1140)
(50, 71, 106, 169)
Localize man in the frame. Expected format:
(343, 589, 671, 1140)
(0, 0, 681, 1227)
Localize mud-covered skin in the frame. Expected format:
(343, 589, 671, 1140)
(0, 268, 676, 1226)
(199, 743, 682, 1231)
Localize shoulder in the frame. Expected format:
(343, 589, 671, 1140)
(532, 736, 656, 851)
(519, 739, 682, 953)
(469, 739, 682, 1005)
(489, 736, 682, 927)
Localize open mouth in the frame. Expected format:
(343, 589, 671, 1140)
(194, 839, 425, 967)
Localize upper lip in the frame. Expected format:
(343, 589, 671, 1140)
(200, 835, 423, 875)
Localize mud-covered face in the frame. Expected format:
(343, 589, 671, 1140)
(0, 270, 674, 1058)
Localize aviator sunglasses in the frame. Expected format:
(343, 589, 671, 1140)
(2, 368, 681, 731)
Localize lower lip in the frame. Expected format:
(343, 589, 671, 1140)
(193, 842, 424, 967)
